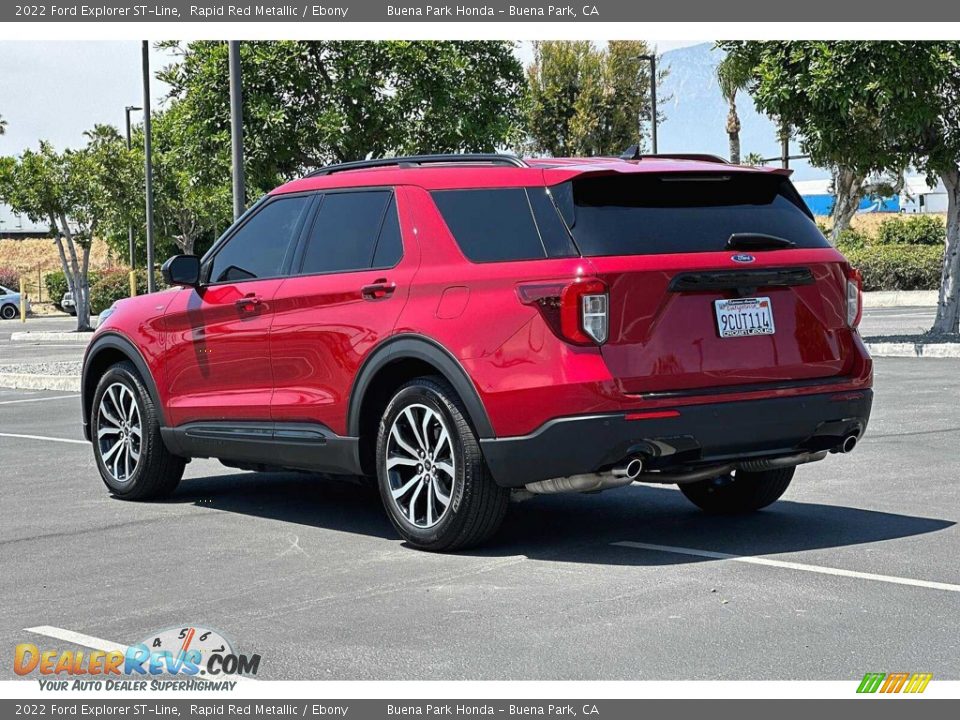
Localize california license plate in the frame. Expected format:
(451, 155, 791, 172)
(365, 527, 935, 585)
(714, 297, 775, 338)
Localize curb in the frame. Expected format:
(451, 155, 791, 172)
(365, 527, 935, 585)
(864, 342, 960, 358)
(9, 331, 93, 344)
(862, 290, 937, 308)
(0, 373, 81, 392)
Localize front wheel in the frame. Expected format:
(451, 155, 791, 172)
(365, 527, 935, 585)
(376, 377, 508, 552)
(1, 304, 17, 320)
(679, 467, 795, 514)
(91, 361, 185, 500)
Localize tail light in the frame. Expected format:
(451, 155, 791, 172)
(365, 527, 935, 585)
(845, 267, 862, 328)
(518, 278, 609, 346)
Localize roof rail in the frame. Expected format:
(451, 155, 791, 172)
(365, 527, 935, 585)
(619, 145, 730, 165)
(306, 153, 528, 177)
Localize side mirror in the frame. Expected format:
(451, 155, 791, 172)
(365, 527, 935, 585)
(161, 255, 201, 288)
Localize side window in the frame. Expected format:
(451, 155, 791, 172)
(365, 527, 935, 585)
(372, 195, 403, 269)
(299, 191, 392, 274)
(528, 187, 578, 258)
(209, 196, 310, 283)
(430, 188, 556, 262)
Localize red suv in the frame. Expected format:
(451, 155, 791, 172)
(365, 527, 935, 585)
(81, 153, 873, 551)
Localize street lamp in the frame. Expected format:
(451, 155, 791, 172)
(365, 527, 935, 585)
(124, 105, 142, 272)
(228, 41, 246, 221)
(640, 54, 658, 154)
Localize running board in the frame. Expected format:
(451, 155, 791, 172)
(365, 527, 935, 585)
(160, 421, 362, 475)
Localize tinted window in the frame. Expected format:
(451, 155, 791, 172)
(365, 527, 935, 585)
(432, 189, 551, 262)
(209, 196, 310, 283)
(528, 187, 578, 257)
(372, 195, 403, 268)
(556, 173, 830, 256)
(300, 191, 392, 274)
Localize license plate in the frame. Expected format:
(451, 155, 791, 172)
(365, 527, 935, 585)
(714, 297, 775, 338)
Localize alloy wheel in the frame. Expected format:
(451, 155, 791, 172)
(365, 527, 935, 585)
(97, 382, 142, 484)
(385, 403, 456, 528)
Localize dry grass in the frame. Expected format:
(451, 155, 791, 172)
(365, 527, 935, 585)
(817, 212, 948, 234)
(0, 237, 120, 302)
(0, 237, 117, 273)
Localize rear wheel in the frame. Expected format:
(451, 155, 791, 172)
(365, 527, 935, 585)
(91, 361, 185, 500)
(680, 467, 794, 514)
(376, 377, 508, 552)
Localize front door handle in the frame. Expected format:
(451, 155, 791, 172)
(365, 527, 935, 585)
(235, 294, 262, 312)
(361, 279, 397, 301)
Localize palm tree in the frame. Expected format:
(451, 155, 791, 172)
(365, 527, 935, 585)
(716, 54, 752, 165)
(0, 113, 7, 136)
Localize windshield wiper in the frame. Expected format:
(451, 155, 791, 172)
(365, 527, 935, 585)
(726, 233, 796, 250)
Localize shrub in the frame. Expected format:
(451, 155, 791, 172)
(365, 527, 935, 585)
(874, 215, 946, 246)
(0, 266, 19, 289)
(45, 271, 70, 309)
(845, 244, 944, 291)
(45, 270, 104, 310)
(89, 269, 164, 315)
(835, 228, 869, 252)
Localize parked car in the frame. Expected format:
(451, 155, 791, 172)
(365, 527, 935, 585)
(0, 284, 30, 320)
(61, 291, 76, 316)
(80, 153, 873, 551)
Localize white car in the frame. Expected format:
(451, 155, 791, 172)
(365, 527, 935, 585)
(61, 291, 77, 315)
(0, 284, 30, 320)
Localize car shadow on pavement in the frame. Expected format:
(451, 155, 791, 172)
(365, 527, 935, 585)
(161, 470, 398, 541)
(160, 470, 954, 564)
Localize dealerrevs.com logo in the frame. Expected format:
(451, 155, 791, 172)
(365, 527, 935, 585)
(15, 626, 261, 691)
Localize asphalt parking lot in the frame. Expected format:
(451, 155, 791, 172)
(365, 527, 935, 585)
(1, 308, 959, 680)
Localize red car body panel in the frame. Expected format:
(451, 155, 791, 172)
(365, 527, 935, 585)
(268, 187, 421, 434)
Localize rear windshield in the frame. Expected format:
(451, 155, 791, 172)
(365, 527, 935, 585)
(551, 172, 830, 256)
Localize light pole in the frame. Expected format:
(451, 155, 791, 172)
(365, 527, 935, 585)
(228, 41, 246, 221)
(640, 54, 658, 154)
(124, 105, 142, 274)
(141, 41, 156, 293)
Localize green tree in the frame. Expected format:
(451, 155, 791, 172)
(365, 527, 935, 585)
(92, 114, 231, 261)
(719, 41, 960, 333)
(526, 41, 663, 157)
(0, 143, 97, 330)
(0, 113, 6, 136)
(157, 40, 526, 200)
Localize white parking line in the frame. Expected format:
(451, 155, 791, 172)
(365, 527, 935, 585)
(25, 625, 257, 682)
(25, 625, 128, 653)
(0, 432, 87, 445)
(0, 394, 78, 405)
(612, 541, 960, 593)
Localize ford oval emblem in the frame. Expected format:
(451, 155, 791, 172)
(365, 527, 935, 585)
(731, 253, 755, 264)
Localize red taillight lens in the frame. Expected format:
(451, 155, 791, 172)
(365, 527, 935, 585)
(845, 267, 862, 328)
(518, 278, 609, 346)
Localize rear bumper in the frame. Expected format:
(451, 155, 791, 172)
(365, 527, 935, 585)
(480, 389, 873, 488)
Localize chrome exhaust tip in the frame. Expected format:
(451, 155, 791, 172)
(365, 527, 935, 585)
(612, 457, 644, 480)
(840, 434, 858, 453)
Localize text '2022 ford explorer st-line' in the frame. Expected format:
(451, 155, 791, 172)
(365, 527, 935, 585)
(80, 152, 873, 551)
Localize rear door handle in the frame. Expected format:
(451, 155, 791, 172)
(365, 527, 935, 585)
(361, 279, 396, 301)
(235, 295, 262, 312)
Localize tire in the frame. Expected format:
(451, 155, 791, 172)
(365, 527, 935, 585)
(679, 466, 795, 514)
(67, 307, 77, 316)
(376, 376, 508, 552)
(1, 304, 17, 320)
(91, 361, 185, 500)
